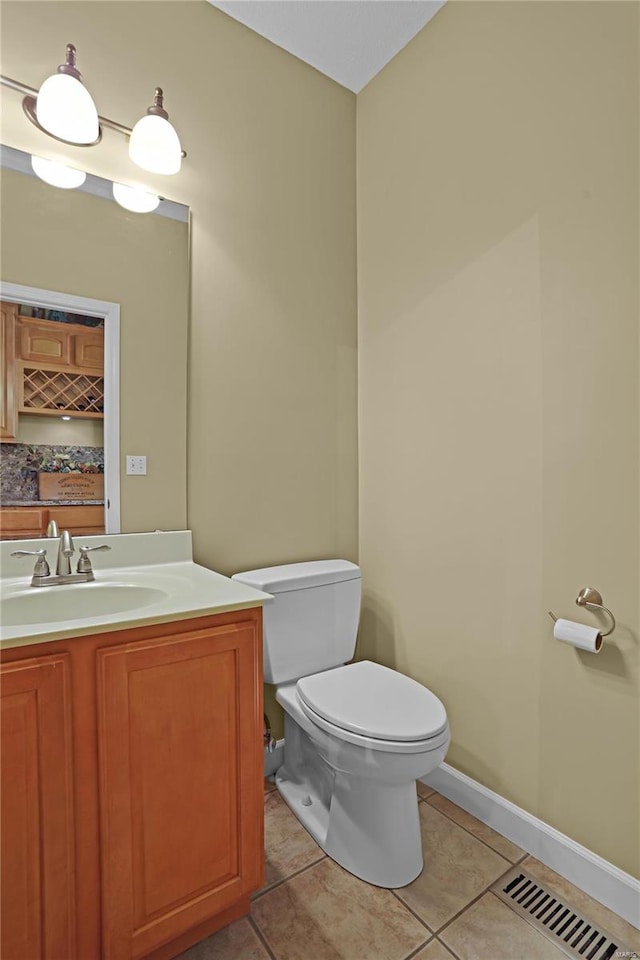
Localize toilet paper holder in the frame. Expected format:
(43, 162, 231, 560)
(548, 587, 616, 637)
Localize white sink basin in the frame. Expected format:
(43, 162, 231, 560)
(1, 583, 168, 627)
(0, 531, 272, 648)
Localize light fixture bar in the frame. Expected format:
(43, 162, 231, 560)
(0, 75, 186, 155)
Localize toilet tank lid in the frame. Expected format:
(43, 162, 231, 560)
(232, 560, 360, 594)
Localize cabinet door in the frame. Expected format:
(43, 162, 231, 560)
(18, 318, 71, 365)
(0, 507, 49, 540)
(0, 655, 76, 960)
(1, 302, 17, 440)
(47, 505, 105, 537)
(74, 330, 104, 370)
(98, 618, 263, 960)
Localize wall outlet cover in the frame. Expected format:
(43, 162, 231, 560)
(126, 455, 147, 475)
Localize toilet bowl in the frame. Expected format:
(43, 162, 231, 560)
(232, 561, 449, 888)
(277, 661, 449, 887)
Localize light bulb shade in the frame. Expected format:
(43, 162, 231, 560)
(31, 155, 86, 189)
(112, 182, 160, 213)
(129, 114, 181, 175)
(36, 72, 99, 144)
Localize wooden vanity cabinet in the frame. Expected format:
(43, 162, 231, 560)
(0, 608, 264, 960)
(0, 654, 76, 960)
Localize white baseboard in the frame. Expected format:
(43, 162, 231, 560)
(422, 762, 640, 930)
(264, 738, 285, 778)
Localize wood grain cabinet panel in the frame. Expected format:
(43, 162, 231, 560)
(74, 331, 104, 370)
(0, 507, 49, 540)
(98, 619, 263, 960)
(0, 505, 105, 540)
(47, 504, 105, 537)
(1, 301, 17, 441)
(0, 655, 76, 960)
(18, 317, 72, 365)
(0, 610, 263, 960)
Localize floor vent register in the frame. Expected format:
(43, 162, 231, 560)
(491, 867, 635, 960)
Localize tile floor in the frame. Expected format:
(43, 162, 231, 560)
(179, 779, 640, 960)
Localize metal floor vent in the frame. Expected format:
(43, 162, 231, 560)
(491, 867, 634, 960)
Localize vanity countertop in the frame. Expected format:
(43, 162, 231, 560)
(0, 530, 271, 649)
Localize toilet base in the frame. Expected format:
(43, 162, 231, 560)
(275, 712, 427, 888)
(276, 767, 423, 888)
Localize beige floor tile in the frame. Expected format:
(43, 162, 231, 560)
(418, 781, 436, 800)
(440, 892, 565, 960)
(264, 777, 277, 794)
(412, 938, 458, 959)
(251, 857, 430, 960)
(259, 790, 325, 893)
(176, 917, 271, 960)
(394, 803, 511, 932)
(427, 793, 525, 863)
(522, 856, 640, 952)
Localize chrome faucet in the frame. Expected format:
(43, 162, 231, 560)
(11, 532, 111, 587)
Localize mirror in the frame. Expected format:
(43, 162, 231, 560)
(0, 145, 190, 539)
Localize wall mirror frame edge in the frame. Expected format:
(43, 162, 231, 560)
(1, 280, 120, 534)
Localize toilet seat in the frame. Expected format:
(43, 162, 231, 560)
(296, 660, 448, 752)
(296, 693, 450, 754)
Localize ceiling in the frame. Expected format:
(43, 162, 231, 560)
(207, 1, 446, 93)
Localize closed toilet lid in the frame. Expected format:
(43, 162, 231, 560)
(296, 660, 447, 742)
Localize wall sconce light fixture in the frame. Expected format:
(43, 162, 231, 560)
(31, 43, 99, 145)
(1, 42, 185, 176)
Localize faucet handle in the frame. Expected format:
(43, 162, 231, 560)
(11, 548, 50, 577)
(77, 544, 111, 574)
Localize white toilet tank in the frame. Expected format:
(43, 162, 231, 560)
(232, 560, 361, 684)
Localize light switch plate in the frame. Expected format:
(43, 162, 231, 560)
(126, 455, 147, 476)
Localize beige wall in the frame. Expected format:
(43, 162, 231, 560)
(1, 2, 357, 738)
(1, 168, 189, 532)
(5, 0, 633, 876)
(357, 1, 639, 876)
(0, 0, 358, 572)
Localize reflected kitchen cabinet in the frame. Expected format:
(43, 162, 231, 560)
(74, 330, 104, 370)
(15, 315, 105, 420)
(1, 301, 17, 441)
(18, 316, 73, 366)
(18, 316, 104, 371)
(0, 505, 105, 540)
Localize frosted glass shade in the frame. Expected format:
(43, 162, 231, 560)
(31, 156, 86, 189)
(129, 114, 181, 175)
(112, 182, 160, 213)
(36, 72, 99, 144)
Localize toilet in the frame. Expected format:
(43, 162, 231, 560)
(232, 559, 450, 888)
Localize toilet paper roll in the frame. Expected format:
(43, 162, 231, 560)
(553, 618, 602, 653)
